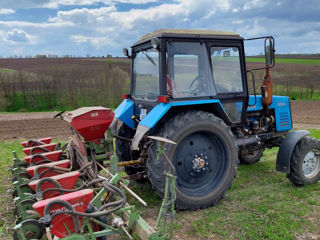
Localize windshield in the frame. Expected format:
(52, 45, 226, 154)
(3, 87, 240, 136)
(132, 48, 159, 100)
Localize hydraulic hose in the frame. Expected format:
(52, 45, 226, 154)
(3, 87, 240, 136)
(34, 165, 71, 180)
(35, 177, 64, 200)
(40, 178, 105, 196)
(30, 154, 52, 166)
(26, 140, 46, 148)
(30, 146, 50, 155)
(43, 199, 80, 234)
(49, 180, 126, 220)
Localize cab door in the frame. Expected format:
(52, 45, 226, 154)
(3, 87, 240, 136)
(208, 40, 248, 127)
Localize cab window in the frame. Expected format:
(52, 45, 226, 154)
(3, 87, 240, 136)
(211, 47, 243, 93)
(167, 42, 215, 98)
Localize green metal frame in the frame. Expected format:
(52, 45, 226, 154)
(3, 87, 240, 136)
(12, 136, 177, 240)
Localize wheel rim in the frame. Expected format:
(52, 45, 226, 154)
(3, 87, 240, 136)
(14, 219, 44, 240)
(302, 149, 320, 179)
(173, 131, 228, 196)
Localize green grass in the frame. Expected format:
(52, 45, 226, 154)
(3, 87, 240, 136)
(1, 130, 320, 239)
(246, 57, 320, 65)
(0, 140, 24, 238)
(0, 68, 16, 73)
(274, 85, 320, 100)
(132, 129, 320, 239)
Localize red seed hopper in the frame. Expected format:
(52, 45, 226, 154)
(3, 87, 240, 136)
(23, 143, 57, 156)
(28, 171, 80, 199)
(64, 107, 114, 142)
(24, 150, 63, 165)
(21, 137, 52, 148)
(26, 160, 71, 178)
(32, 189, 93, 238)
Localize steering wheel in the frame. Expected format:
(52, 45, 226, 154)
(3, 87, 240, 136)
(53, 111, 65, 119)
(189, 75, 207, 95)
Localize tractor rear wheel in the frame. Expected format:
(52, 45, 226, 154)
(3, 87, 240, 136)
(239, 148, 264, 164)
(147, 111, 238, 210)
(287, 137, 320, 186)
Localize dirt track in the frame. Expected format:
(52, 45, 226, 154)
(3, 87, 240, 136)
(0, 101, 319, 141)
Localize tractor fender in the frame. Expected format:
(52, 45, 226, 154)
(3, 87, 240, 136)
(114, 99, 134, 129)
(130, 99, 223, 150)
(276, 130, 310, 173)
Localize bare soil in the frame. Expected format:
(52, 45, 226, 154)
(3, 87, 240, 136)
(0, 100, 319, 141)
(0, 57, 130, 74)
(290, 100, 320, 126)
(0, 112, 72, 141)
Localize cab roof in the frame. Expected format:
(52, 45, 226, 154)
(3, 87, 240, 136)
(135, 28, 241, 45)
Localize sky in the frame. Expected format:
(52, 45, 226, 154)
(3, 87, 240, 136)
(0, 0, 319, 57)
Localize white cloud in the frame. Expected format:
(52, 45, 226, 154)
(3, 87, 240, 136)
(232, 20, 243, 24)
(232, 8, 240, 13)
(5, 29, 30, 42)
(0, 8, 15, 14)
(70, 35, 116, 48)
(0, 0, 319, 56)
(112, 0, 158, 3)
(243, 0, 266, 10)
(0, 21, 75, 28)
(0, 0, 158, 9)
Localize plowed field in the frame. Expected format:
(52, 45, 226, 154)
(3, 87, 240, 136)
(0, 100, 319, 141)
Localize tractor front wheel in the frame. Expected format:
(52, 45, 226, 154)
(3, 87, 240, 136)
(147, 111, 238, 210)
(239, 148, 264, 164)
(287, 137, 320, 186)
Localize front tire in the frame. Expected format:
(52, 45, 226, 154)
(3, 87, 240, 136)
(287, 136, 320, 186)
(147, 111, 238, 210)
(239, 148, 264, 164)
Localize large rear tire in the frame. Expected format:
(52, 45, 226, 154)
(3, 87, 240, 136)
(147, 111, 238, 210)
(287, 136, 320, 186)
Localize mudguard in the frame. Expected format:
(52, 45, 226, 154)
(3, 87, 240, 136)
(130, 99, 223, 150)
(114, 99, 134, 128)
(276, 130, 310, 173)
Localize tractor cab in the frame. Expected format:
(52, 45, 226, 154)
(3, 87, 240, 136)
(123, 29, 249, 127)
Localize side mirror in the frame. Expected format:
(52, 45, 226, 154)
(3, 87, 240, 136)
(123, 48, 129, 57)
(265, 37, 275, 66)
(223, 50, 230, 57)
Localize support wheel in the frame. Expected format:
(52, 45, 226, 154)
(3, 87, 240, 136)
(13, 219, 44, 240)
(147, 111, 238, 210)
(14, 199, 37, 222)
(239, 148, 264, 164)
(287, 137, 320, 186)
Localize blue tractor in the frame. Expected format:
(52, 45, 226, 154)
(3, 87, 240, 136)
(110, 29, 320, 210)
